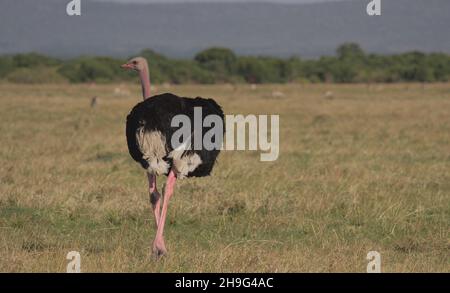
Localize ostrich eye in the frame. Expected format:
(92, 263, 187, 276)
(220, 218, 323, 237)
(132, 61, 138, 65)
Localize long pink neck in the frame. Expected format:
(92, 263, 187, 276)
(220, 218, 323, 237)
(139, 62, 151, 100)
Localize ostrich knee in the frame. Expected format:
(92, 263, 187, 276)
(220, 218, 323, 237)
(147, 173, 161, 228)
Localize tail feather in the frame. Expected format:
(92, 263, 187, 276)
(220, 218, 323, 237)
(126, 110, 149, 169)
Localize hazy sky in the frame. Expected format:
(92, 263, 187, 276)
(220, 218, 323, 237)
(2, 0, 448, 57)
(96, 0, 346, 3)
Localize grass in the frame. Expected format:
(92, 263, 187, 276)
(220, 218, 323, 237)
(0, 82, 449, 272)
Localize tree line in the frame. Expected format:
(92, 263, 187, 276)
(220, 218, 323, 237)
(1, 43, 449, 84)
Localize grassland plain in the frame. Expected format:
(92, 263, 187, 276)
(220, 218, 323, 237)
(0, 82, 449, 272)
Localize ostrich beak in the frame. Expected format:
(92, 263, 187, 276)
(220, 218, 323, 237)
(121, 63, 133, 70)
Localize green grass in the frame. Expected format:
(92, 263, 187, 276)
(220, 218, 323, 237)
(0, 83, 449, 272)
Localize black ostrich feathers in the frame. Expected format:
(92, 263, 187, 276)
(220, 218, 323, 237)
(126, 93, 224, 178)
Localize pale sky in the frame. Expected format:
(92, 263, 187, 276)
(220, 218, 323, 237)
(96, 0, 347, 3)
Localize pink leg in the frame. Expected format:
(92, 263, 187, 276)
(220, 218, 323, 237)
(153, 169, 177, 257)
(147, 173, 161, 228)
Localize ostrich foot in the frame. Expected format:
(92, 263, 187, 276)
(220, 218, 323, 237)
(152, 238, 167, 258)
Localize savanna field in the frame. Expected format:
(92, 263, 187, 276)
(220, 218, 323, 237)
(0, 82, 449, 272)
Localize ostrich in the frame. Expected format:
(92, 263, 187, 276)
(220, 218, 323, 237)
(121, 57, 224, 257)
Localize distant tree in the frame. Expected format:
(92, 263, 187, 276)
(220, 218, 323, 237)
(7, 67, 67, 84)
(58, 57, 127, 83)
(332, 43, 366, 82)
(195, 47, 237, 81)
(427, 53, 450, 81)
(336, 43, 365, 61)
(236, 57, 275, 83)
(0, 56, 14, 78)
(12, 53, 61, 68)
(1, 44, 449, 84)
(284, 57, 304, 82)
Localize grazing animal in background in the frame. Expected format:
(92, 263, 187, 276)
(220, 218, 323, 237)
(271, 90, 285, 99)
(121, 57, 224, 257)
(90, 96, 98, 108)
(324, 91, 334, 100)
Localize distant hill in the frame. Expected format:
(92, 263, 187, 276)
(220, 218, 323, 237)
(1, 0, 449, 58)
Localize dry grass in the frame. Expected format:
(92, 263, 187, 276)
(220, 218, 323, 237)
(0, 82, 449, 272)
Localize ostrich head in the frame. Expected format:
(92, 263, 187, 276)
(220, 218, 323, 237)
(121, 57, 148, 72)
(121, 57, 151, 99)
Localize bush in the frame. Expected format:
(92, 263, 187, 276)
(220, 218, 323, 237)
(6, 67, 67, 84)
(0, 56, 14, 78)
(195, 47, 237, 75)
(1, 45, 450, 84)
(12, 53, 61, 68)
(58, 57, 131, 83)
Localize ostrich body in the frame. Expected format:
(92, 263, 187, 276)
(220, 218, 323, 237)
(121, 57, 224, 256)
